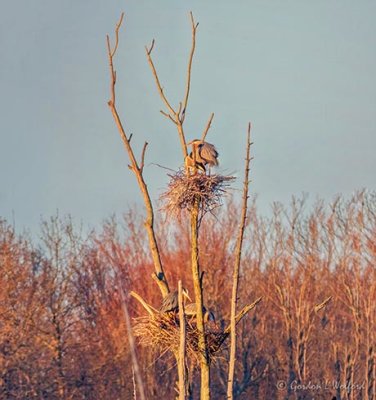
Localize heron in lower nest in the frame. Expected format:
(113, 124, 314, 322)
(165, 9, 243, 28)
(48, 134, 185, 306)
(185, 139, 219, 174)
(159, 288, 191, 313)
(184, 303, 216, 323)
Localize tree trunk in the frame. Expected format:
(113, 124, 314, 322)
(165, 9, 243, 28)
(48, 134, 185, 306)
(191, 198, 210, 400)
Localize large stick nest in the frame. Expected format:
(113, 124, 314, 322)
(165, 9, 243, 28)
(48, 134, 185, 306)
(160, 171, 235, 216)
(133, 314, 227, 365)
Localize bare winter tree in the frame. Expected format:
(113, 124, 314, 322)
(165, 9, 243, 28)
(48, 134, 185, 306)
(106, 13, 169, 299)
(227, 123, 253, 399)
(105, 11, 261, 400)
(1, 194, 375, 398)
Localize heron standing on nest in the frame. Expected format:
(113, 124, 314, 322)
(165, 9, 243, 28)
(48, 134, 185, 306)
(159, 288, 191, 313)
(185, 139, 219, 174)
(184, 303, 216, 323)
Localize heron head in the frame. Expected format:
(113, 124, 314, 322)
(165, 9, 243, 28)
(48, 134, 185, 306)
(187, 139, 203, 147)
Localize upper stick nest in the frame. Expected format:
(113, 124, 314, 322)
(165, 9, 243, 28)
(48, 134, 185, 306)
(160, 170, 235, 216)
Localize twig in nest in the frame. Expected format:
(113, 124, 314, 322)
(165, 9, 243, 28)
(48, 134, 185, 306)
(133, 314, 225, 366)
(130, 291, 158, 316)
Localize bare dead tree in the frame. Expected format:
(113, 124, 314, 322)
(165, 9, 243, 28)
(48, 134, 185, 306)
(106, 12, 260, 400)
(145, 13, 213, 399)
(227, 123, 252, 399)
(106, 13, 169, 297)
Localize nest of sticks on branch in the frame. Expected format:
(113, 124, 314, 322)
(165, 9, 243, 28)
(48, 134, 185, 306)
(160, 170, 235, 217)
(133, 313, 227, 365)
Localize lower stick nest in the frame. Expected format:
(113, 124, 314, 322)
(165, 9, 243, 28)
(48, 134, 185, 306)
(160, 171, 235, 216)
(133, 314, 227, 365)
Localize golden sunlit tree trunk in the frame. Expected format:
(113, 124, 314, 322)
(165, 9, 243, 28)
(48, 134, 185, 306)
(191, 197, 210, 400)
(227, 123, 252, 399)
(178, 280, 187, 400)
(106, 13, 169, 298)
(145, 13, 213, 398)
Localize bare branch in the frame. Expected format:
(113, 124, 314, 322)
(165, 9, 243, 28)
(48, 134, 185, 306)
(181, 12, 198, 124)
(177, 102, 183, 117)
(227, 122, 252, 399)
(130, 290, 158, 316)
(145, 15, 201, 160)
(145, 42, 176, 117)
(106, 34, 116, 106)
(111, 12, 125, 58)
(224, 297, 262, 335)
(160, 110, 177, 125)
(106, 14, 169, 297)
(201, 113, 215, 142)
(140, 142, 148, 174)
(314, 296, 332, 313)
(146, 38, 155, 55)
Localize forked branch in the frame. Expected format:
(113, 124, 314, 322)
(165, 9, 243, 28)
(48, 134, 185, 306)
(145, 12, 208, 160)
(201, 113, 215, 142)
(224, 297, 262, 335)
(181, 12, 199, 123)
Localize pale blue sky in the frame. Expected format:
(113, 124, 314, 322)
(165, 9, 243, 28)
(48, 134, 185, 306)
(1, 1, 375, 236)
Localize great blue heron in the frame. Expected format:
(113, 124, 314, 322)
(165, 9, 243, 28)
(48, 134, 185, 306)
(186, 139, 219, 173)
(159, 288, 191, 313)
(184, 303, 215, 323)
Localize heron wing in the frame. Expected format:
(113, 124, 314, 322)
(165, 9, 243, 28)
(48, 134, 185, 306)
(199, 142, 219, 166)
(160, 291, 178, 312)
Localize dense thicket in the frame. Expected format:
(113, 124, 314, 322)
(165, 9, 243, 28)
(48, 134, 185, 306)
(1, 192, 375, 399)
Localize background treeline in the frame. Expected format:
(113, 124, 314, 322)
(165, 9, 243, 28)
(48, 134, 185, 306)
(0, 191, 375, 400)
